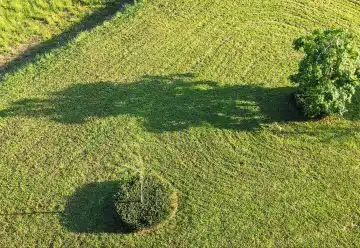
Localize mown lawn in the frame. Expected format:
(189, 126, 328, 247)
(0, 0, 360, 247)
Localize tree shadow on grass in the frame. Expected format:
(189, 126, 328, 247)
(60, 181, 133, 233)
(0, 0, 134, 80)
(0, 73, 305, 132)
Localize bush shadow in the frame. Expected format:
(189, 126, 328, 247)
(0, 0, 134, 80)
(0, 73, 305, 132)
(60, 181, 133, 233)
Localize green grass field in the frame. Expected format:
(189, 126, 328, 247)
(1, 0, 360, 247)
(0, 0, 120, 57)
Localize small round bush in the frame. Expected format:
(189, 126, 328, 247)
(291, 28, 360, 118)
(114, 172, 173, 231)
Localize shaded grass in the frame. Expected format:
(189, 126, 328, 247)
(61, 181, 133, 233)
(0, 73, 303, 131)
(0, 0, 360, 247)
(0, 0, 106, 54)
(0, 0, 134, 77)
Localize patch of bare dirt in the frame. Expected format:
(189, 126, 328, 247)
(0, 36, 42, 73)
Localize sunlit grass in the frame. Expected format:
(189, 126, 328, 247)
(0, 0, 360, 247)
(0, 0, 108, 54)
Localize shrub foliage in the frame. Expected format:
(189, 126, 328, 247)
(291, 29, 360, 118)
(114, 172, 173, 231)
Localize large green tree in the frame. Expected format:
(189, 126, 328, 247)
(291, 29, 360, 118)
